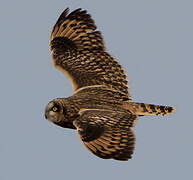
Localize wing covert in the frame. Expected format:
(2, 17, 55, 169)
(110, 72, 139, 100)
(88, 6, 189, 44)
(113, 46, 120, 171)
(73, 110, 137, 161)
(50, 8, 130, 98)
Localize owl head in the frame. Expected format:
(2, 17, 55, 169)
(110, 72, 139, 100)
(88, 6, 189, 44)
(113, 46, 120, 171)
(45, 98, 77, 129)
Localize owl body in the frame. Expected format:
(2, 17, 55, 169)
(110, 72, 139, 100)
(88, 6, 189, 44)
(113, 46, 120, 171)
(48, 86, 131, 129)
(69, 86, 129, 110)
(45, 8, 175, 160)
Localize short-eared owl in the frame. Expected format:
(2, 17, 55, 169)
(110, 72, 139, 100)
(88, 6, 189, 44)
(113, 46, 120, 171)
(45, 8, 175, 161)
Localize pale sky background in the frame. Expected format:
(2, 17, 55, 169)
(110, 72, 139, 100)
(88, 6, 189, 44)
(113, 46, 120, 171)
(1, 0, 192, 179)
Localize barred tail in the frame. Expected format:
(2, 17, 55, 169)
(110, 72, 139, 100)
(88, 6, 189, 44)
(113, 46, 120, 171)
(124, 102, 175, 116)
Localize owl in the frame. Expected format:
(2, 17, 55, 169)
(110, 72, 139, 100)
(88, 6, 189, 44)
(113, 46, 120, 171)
(45, 8, 175, 161)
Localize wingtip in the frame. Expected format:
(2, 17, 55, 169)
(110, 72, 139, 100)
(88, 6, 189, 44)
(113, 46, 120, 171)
(59, 7, 70, 19)
(64, 7, 70, 15)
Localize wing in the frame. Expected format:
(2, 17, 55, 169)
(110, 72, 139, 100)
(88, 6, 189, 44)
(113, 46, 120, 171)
(50, 8, 130, 98)
(73, 110, 137, 161)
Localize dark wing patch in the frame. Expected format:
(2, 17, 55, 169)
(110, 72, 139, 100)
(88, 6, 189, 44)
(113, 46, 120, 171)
(50, 8, 130, 98)
(73, 110, 137, 161)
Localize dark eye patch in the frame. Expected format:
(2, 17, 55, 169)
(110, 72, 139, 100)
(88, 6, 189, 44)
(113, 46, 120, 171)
(51, 103, 61, 112)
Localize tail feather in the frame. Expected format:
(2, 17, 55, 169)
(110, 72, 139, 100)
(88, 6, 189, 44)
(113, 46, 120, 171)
(124, 102, 175, 116)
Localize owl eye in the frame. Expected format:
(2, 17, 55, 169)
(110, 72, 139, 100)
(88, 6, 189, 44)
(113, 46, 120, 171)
(52, 105, 60, 112)
(52, 107, 58, 112)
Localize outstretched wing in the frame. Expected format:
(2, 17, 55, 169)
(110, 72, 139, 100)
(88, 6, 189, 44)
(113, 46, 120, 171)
(73, 110, 137, 161)
(50, 8, 130, 98)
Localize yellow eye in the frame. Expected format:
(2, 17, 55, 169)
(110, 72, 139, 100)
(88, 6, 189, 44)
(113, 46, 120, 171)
(52, 106, 58, 112)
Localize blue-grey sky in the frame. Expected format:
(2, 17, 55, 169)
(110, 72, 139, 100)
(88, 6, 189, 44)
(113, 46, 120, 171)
(1, 0, 192, 179)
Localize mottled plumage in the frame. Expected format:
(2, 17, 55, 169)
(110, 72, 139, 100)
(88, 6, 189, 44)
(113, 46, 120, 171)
(45, 8, 175, 161)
